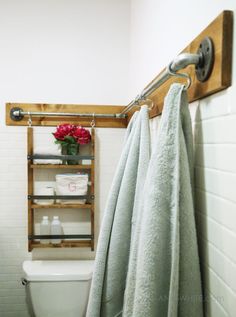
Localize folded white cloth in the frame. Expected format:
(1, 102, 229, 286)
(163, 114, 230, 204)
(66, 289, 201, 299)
(58, 198, 87, 204)
(33, 145, 62, 164)
(33, 159, 62, 164)
(34, 186, 55, 205)
(55, 173, 89, 204)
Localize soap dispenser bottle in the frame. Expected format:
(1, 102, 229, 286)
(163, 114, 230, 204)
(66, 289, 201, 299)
(40, 216, 50, 244)
(51, 216, 62, 244)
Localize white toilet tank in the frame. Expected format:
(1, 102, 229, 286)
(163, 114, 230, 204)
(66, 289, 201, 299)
(22, 260, 94, 317)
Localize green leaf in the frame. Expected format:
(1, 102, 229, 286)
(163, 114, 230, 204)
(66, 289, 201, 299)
(64, 136, 76, 144)
(55, 140, 68, 146)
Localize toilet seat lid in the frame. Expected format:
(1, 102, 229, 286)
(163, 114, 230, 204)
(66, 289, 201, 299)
(23, 260, 94, 281)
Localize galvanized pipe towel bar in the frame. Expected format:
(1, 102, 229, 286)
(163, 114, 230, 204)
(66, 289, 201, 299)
(121, 37, 214, 114)
(10, 37, 214, 121)
(10, 108, 126, 120)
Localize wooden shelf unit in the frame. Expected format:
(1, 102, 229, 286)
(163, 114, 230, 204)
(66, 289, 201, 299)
(27, 127, 95, 251)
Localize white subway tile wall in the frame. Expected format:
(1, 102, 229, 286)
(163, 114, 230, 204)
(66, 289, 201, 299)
(193, 91, 236, 317)
(0, 126, 125, 316)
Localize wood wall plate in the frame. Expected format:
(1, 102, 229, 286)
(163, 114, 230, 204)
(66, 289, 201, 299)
(6, 103, 127, 128)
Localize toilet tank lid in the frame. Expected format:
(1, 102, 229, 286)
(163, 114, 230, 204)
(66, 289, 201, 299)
(23, 260, 94, 281)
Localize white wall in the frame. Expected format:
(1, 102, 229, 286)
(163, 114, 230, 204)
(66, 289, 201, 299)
(129, 1, 236, 316)
(0, 1, 128, 316)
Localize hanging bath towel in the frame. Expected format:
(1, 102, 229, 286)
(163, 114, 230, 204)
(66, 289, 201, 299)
(123, 83, 204, 317)
(86, 106, 151, 317)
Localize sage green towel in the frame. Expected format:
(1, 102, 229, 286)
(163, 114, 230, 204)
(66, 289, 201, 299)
(86, 106, 150, 317)
(123, 83, 203, 317)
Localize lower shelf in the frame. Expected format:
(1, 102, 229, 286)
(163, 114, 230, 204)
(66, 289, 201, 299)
(28, 234, 94, 250)
(31, 203, 92, 209)
(30, 240, 92, 248)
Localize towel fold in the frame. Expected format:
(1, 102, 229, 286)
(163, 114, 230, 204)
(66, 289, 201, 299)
(33, 146, 62, 164)
(86, 106, 151, 317)
(123, 83, 203, 317)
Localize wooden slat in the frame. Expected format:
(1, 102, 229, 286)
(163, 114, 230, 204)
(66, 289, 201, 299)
(6, 103, 127, 128)
(128, 10, 233, 121)
(27, 127, 34, 252)
(90, 128, 95, 251)
(31, 240, 92, 248)
(30, 164, 92, 169)
(32, 203, 92, 209)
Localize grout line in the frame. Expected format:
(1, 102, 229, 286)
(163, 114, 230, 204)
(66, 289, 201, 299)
(195, 143, 236, 147)
(195, 187, 236, 206)
(204, 286, 230, 316)
(194, 142, 236, 145)
(202, 262, 236, 298)
(195, 165, 236, 175)
(0, 295, 26, 298)
(199, 247, 236, 298)
(196, 209, 236, 238)
(195, 188, 236, 206)
(198, 235, 236, 268)
(194, 112, 236, 123)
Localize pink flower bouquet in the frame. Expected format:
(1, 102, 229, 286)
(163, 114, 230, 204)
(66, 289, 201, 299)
(52, 124, 91, 164)
(53, 124, 91, 145)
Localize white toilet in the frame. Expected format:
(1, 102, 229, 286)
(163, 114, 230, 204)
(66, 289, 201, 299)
(22, 260, 94, 317)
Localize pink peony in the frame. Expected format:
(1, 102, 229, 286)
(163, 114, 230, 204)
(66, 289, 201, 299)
(53, 124, 76, 141)
(73, 126, 91, 144)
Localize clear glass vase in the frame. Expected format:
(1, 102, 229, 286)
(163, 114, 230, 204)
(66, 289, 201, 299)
(67, 143, 80, 165)
(61, 143, 80, 165)
(61, 144, 68, 165)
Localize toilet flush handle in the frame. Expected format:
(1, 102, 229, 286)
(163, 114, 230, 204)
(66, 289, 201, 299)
(21, 278, 29, 286)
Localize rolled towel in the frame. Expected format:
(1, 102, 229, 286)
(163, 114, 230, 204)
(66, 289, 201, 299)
(34, 186, 55, 205)
(33, 145, 62, 164)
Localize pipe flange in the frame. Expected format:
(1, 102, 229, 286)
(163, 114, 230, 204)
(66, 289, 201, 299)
(195, 37, 214, 82)
(10, 107, 24, 121)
